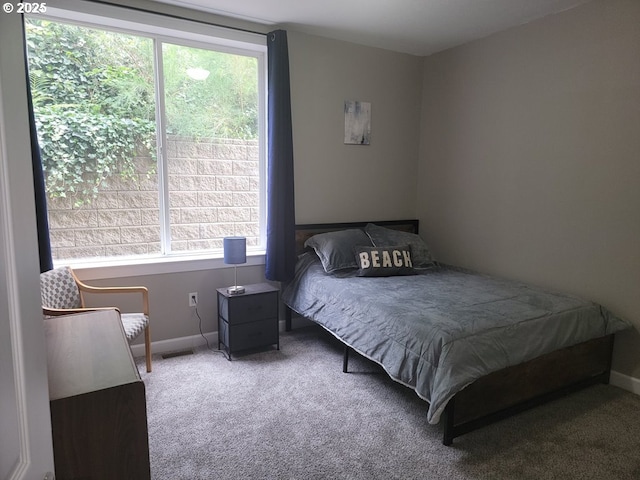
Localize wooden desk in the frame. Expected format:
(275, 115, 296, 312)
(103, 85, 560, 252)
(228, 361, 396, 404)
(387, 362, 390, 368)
(45, 310, 150, 480)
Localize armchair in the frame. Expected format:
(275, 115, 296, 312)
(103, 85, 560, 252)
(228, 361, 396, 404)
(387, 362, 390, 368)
(40, 266, 152, 372)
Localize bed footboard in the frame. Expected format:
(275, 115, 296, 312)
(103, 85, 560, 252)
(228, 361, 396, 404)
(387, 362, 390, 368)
(442, 334, 614, 445)
(292, 292, 614, 445)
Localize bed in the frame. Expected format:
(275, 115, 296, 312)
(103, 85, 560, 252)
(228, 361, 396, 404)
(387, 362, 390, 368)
(282, 220, 630, 445)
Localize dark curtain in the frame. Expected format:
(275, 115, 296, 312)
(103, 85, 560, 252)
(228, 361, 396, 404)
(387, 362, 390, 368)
(22, 19, 53, 272)
(265, 30, 296, 282)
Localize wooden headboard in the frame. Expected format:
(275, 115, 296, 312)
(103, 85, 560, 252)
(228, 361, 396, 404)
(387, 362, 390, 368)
(294, 219, 419, 255)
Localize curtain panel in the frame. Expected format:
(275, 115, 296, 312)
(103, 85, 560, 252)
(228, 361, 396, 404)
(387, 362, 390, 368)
(265, 30, 296, 282)
(22, 18, 53, 273)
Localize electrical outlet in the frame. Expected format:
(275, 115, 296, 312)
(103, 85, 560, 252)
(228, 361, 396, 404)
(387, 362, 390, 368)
(189, 292, 198, 307)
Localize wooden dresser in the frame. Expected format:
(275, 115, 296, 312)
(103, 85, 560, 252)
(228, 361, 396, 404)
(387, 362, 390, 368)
(45, 310, 150, 480)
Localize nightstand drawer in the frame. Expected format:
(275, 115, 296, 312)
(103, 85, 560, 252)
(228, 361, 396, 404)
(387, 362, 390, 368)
(219, 292, 278, 324)
(219, 318, 278, 353)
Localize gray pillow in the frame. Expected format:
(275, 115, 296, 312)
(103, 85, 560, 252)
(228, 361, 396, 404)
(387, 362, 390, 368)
(304, 229, 372, 273)
(355, 245, 416, 277)
(364, 223, 435, 269)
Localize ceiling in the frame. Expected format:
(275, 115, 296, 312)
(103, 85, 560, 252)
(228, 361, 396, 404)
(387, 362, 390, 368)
(151, 0, 591, 56)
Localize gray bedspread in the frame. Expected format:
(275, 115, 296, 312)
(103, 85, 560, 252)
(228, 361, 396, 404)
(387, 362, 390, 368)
(282, 253, 630, 424)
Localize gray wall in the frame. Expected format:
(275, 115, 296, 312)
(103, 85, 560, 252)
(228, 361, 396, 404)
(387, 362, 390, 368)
(84, 265, 268, 342)
(417, 0, 640, 377)
(288, 31, 423, 223)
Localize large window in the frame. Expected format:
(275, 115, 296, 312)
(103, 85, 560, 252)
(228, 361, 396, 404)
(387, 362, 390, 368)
(26, 9, 266, 265)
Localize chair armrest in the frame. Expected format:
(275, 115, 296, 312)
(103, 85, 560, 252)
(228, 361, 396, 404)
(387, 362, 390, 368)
(43, 306, 121, 316)
(77, 283, 148, 295)
(75, 278, 149, 316)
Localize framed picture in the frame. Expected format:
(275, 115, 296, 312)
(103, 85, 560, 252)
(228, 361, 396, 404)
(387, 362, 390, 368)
(344, 100, 371, 145)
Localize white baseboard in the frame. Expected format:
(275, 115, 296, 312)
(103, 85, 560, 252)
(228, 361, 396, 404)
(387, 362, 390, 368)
(130, 332, 218, 358)
(610, 370, 640, 395)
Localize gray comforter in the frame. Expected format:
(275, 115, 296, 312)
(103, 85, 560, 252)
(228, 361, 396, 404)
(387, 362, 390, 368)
(282, 253, 630, 424)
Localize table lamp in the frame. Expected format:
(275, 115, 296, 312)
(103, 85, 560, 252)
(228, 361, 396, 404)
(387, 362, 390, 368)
(224, 236, 246, 295)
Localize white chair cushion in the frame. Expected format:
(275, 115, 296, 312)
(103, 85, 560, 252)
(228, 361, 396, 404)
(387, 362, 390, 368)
(120, 313, 149, 342)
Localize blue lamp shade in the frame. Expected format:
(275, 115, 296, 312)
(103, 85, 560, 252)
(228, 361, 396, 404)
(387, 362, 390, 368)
(224, 236, 246, 295)
(223, 237, 246, 265)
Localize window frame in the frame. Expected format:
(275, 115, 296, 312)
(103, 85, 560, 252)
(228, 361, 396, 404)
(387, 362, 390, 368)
(29, 1, 268, 279)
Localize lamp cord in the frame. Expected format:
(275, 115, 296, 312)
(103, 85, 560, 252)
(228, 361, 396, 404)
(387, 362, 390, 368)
(194, 303, 225, 357)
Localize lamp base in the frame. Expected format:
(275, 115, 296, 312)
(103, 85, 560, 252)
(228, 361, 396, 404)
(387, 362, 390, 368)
(227, 285, 245, 295)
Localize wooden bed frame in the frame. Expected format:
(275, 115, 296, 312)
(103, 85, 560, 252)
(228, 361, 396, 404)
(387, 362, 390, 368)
(283, 219, 615, 445)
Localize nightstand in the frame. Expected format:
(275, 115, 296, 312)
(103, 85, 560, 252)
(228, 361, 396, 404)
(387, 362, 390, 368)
(217, 283, 279, 360)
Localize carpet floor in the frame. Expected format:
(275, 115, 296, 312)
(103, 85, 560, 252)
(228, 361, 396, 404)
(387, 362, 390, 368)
(138, 326, 640, 480)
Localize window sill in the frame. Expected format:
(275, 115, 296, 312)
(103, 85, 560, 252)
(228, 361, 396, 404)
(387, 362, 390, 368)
(67, 250, 266, 281)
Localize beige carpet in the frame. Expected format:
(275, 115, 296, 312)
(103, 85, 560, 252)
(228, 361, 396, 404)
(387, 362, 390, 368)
(138, 326, 640, 480)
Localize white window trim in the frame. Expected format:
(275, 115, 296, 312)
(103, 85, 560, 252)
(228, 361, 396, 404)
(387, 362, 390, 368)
(35, 1, 269, 279)
(72, 251, 266, 281)
(43, 1, 267, 50)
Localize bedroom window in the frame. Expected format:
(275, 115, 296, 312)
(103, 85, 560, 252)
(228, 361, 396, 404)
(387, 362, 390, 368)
(25, 8, 266, 266)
